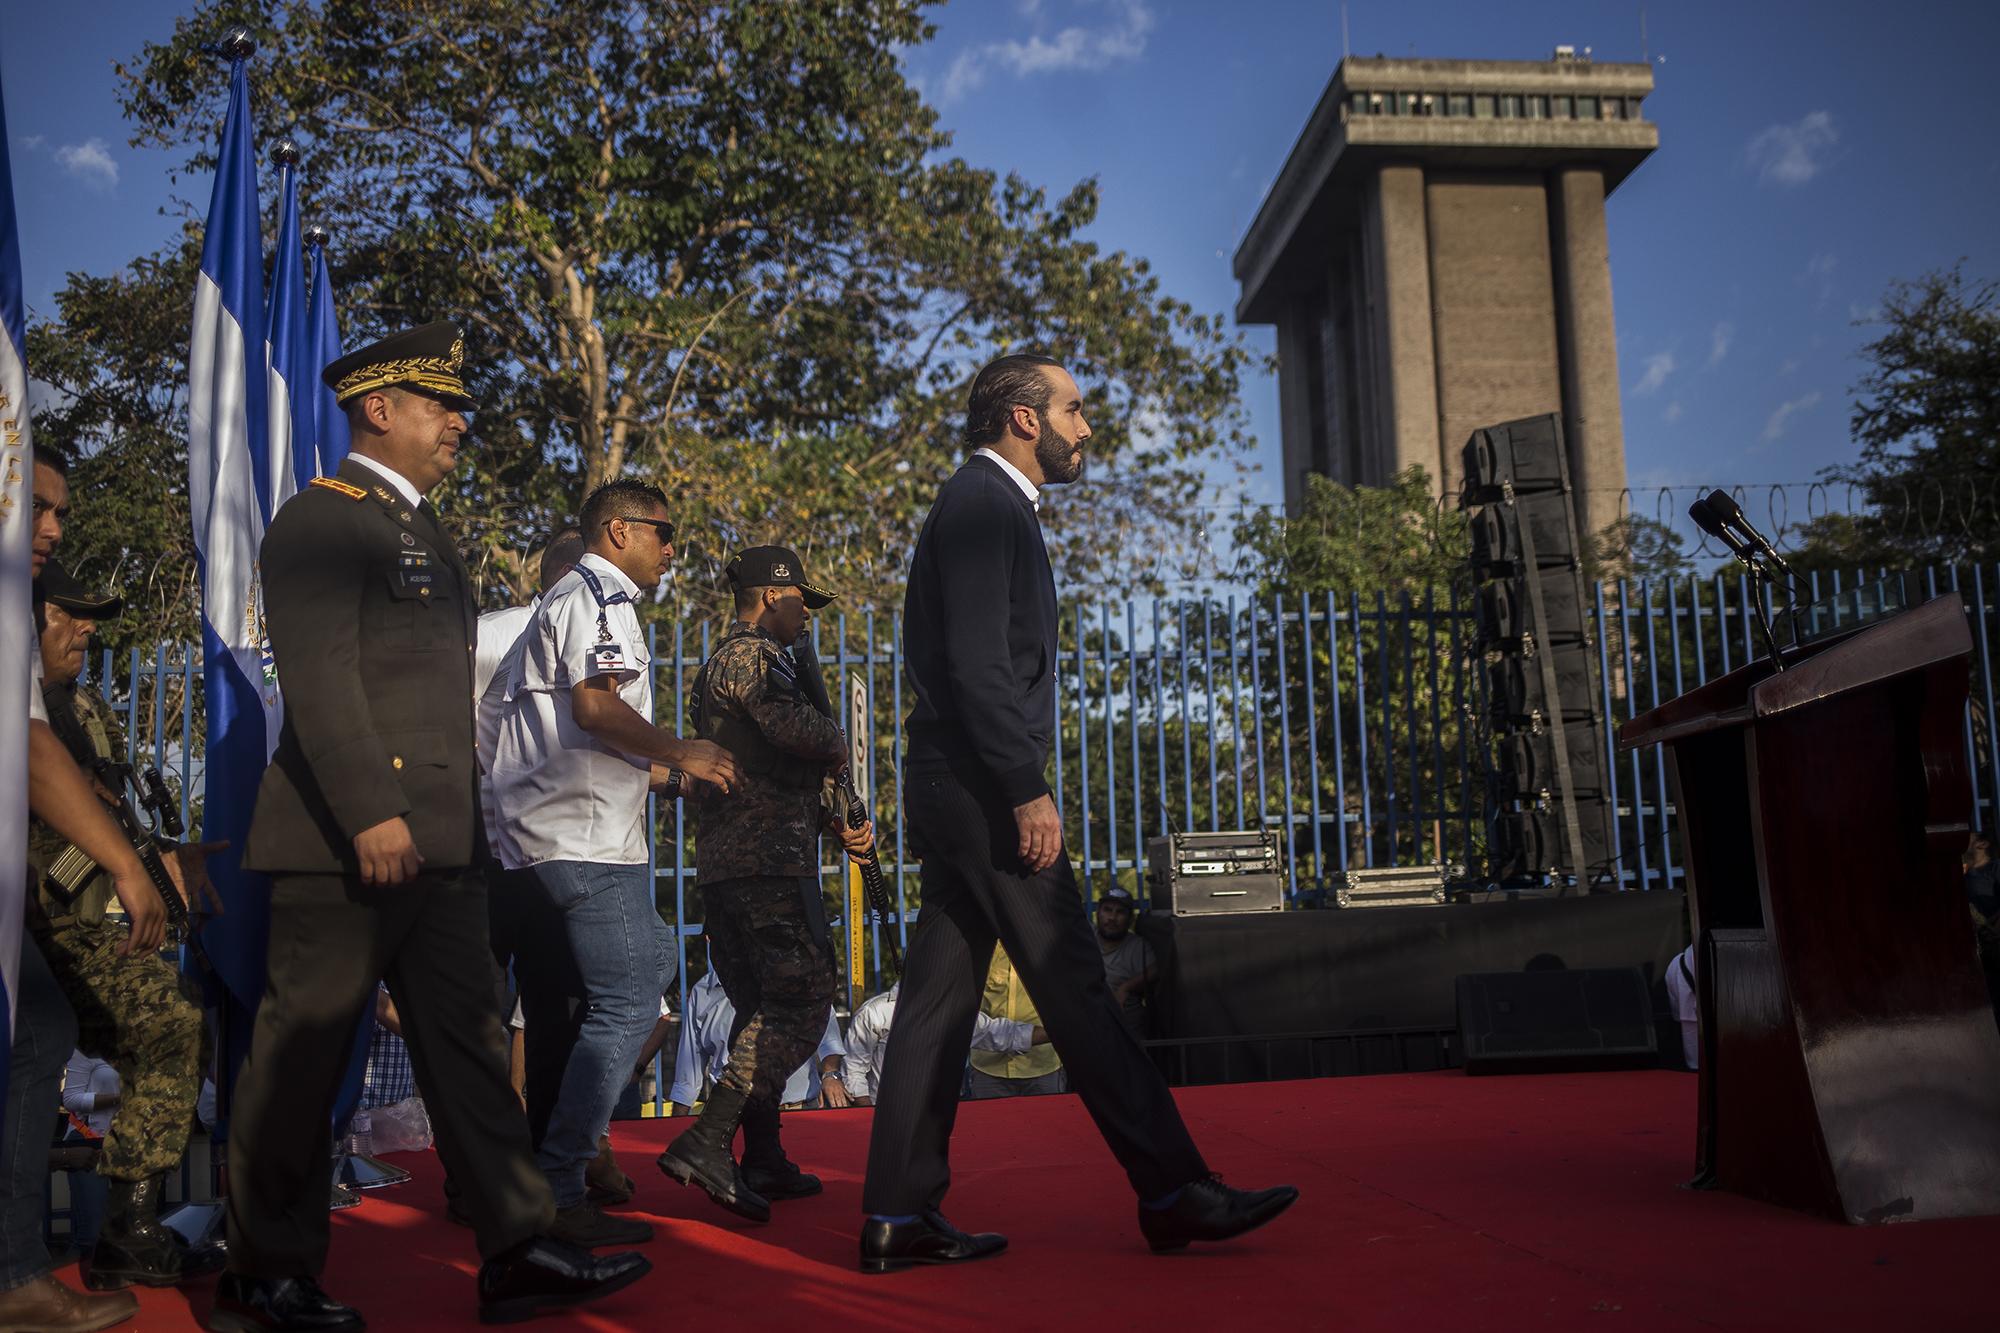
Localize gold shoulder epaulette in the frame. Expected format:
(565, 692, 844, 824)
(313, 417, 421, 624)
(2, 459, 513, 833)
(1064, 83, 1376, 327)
(309, 476, 368, 500)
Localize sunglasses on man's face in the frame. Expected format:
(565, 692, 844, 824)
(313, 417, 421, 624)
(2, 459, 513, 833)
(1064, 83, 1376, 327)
(607, 516, 675, 544)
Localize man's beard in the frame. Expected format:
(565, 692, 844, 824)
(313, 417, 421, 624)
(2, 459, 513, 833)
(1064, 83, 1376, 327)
(1034, 409, 1083, 484)
(1096, 921, 1127, 942)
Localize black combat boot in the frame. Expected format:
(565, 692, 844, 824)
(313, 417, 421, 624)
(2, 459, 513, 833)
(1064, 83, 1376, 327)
(657, 1086, 770, 1223)
(739, 1096, 821, 1201)
(86, 1174, 193, 1289)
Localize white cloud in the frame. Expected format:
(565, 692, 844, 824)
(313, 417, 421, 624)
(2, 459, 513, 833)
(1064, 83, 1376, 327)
(1849, 302, 1881, 324)
(1664, 401, 1684, 423)
(1707, 321, 1733, 369)
(1762, 391, 1822, 442)
(1746, 111, 1837, 186)
(54, 138, 117, 189)
(20, 134, 45, 151)
(1632, 350, 1676, 396)
(939, 0, 1154, 104)
(1801, 251, 1837, 304)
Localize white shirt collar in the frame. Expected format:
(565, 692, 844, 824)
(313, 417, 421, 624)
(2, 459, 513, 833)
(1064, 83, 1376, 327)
(576, 550, 640, 599)
(346, 452, 423, 509)
(972, 447, 1040, 510)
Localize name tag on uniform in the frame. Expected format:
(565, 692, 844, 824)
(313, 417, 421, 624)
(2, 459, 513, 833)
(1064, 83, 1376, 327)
(396, 552, 435, 595)
(593, 642, 629, 672)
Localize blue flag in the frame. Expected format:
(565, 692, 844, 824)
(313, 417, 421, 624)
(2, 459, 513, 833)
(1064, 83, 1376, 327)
(0, 67, 35, 1114)
(188, 58, 277, 1050)
(305, 237, 350, 476)
(265, 151, 311, 514)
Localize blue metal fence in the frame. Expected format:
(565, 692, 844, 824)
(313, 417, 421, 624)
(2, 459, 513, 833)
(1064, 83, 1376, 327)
(86, 567, 2000, 1014)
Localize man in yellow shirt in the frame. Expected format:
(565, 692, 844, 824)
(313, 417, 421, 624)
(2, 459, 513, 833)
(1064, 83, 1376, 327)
(967, 945, 1066, 1097)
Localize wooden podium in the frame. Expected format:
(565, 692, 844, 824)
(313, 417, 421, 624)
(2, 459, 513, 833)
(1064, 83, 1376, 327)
(1621, 592, 2000, 1224)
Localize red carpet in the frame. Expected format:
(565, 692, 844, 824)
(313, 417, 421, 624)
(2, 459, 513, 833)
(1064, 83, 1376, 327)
(115, 1071, 1990, 1331)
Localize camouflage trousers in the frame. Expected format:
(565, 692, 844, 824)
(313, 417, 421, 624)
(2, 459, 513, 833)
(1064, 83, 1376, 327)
(699, 875, 839, 1102)
(32, 919, 205, 1181)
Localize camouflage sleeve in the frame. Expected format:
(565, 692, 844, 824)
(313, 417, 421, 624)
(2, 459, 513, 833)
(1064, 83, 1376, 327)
(711, 641, 847, 764)
(76, 688, 128, 765)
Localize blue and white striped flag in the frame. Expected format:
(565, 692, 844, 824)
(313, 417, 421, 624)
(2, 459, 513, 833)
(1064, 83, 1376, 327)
(188, 56, 277, 1022)
(305, 234, 349, 476)
(265, 148, 311, 515)
(0, 69, 33, 1069)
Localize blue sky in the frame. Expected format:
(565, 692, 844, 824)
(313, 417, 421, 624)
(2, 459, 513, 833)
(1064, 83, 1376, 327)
(5, 0, 1998, 561)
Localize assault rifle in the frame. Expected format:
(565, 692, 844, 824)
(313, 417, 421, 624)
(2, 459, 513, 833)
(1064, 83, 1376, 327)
(41, 689, 192, 938)
(790, 633, 902, 972)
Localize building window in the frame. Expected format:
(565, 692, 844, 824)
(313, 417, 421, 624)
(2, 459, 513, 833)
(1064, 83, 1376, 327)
(1446, 93, 1472, 117)
(1604, 97, 1624, 120)
(1627, 97, 1646, 120)
(1499, 93, 1522, 118)
(1397, 91, 1422, 115)
(1473, 93, 1496, 118)
(1526, 95, 1549, 119)
(1577, 94, 1599, 119)
(1552, 95, 1573, 119)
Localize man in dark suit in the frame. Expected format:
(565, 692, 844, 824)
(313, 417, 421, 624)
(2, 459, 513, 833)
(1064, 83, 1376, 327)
(212, 325, 648, 1332)
(858, 354, 1299, 1273)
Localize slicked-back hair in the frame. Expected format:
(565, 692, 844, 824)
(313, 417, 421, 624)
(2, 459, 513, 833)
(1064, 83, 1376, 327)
(580, 479, 671, 537)
(32, 447, 69, 477)
(963, 353, 1062, 449)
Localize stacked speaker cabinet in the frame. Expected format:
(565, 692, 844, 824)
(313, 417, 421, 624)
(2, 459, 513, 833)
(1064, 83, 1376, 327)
(1461, 414, 1614, 888)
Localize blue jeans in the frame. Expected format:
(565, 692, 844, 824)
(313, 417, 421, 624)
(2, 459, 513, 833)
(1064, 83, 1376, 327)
(1, 937, 79, 1290)
(529, 860, 671, 1208)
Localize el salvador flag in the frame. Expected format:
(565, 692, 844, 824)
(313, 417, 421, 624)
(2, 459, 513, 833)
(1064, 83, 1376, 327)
(305, 234, 349, 475)
(0, 70, 35, 1090)
(189, 56, 278, 1038)
(265, 146, 311, 515)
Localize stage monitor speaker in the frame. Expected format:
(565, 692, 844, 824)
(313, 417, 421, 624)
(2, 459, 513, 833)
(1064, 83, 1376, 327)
(1469, 492, 1580, 575)
(1490, 803, 1613, 880)
(1501, 727, 1607, 803)
(1455, 967, 1658, 1074)
(1487, 643, 1600, 726)
(1475, 578, 1584, 650)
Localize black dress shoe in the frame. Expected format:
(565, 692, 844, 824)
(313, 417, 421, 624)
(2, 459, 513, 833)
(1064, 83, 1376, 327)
(1137, 1175, 1300, 1253)
(859, 1211, 1007, 1275)
(476, 1236, 650, 1326)
(657, 1137, 771, 1223)
(741, 1158, 823, 1201)
(207, 1273, 365, 1332)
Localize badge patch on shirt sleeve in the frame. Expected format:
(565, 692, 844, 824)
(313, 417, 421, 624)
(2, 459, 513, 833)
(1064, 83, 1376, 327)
(593, 642, 629, 672)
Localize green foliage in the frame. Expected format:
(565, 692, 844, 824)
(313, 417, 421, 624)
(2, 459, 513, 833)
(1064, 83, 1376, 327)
(1231, 467, 1467, 600)
(1588, 514, 1693, 583)
(110, 0, 1259, 618)
(1804, 264, 2000, 568)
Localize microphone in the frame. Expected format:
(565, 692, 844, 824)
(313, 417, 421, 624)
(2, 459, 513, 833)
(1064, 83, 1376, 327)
(1687, 497, 1759, 568)
(1704, 489, 1796, 581)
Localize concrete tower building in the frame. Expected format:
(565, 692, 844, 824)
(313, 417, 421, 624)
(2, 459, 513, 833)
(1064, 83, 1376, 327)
(1234, 52, 1658, 539)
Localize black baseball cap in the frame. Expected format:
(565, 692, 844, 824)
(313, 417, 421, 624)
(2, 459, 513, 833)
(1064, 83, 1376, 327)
(1100, 887, 1136, 909)
(34, 560, 124, 620)
(725, 545, 836, 609)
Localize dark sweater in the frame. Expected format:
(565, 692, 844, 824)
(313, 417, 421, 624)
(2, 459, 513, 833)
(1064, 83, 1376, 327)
(902, 455, 1058, 807)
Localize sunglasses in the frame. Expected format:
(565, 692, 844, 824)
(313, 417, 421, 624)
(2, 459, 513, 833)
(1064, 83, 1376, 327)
(607, 516, 676, 544)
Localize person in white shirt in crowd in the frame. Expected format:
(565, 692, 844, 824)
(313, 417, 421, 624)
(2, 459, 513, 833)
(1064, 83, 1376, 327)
(61, 1052, 119, 1253)
(1664, 943, 1699, 1071)
(668, 968, 848, 1116)
(839, 983, 1047, 1105)
(486, 480, 739, 1250)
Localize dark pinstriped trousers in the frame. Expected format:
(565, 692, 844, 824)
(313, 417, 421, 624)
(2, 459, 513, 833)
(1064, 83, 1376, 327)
(861, 768, 1208, 1215)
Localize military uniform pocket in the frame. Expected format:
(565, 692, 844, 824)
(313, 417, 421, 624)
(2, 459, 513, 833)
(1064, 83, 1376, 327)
(381, 568, 454, 650)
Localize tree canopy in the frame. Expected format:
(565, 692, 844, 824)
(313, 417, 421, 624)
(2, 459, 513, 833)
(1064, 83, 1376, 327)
(104, 0, 1257, 619)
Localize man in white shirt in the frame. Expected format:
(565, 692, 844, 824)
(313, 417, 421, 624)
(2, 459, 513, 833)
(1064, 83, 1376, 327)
(839, 984, 1044, 1105)
(1665, 944, 1699, 1070)
(668, 968, 848, 1116)
(487, 479, 738, 1249)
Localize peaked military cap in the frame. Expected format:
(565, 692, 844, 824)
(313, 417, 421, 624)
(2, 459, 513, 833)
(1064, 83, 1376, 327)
(322, 321, 477, 411)
(34, 559, 124, 620)
(726, 545, 836, 609)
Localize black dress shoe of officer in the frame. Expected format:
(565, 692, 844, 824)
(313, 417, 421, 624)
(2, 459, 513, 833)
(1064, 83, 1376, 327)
(1137, 1175, 1300, 1253)
(859, 1211, 1007, 1275)
(548, 1201, 653, 1248)
(206, 1273, 364, 1332)
(475, 1236, 650, 1326)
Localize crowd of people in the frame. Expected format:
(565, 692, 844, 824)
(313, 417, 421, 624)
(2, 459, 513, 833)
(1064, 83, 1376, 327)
(8, 334, 1296, 1331)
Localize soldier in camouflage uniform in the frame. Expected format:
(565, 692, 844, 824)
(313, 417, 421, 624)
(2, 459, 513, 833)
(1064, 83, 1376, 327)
(659, 545, 874, 1223)
(27, 562, 220, 1290)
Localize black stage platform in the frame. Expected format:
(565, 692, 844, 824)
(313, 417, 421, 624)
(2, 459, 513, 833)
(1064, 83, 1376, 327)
(1143, 890, 1688, 1080)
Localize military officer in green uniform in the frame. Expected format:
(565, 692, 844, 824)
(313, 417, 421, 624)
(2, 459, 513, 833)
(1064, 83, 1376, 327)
(213, 324, 648, 1333)
(660, 546, 874, 1222)
(27, 561, 220, 1291)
